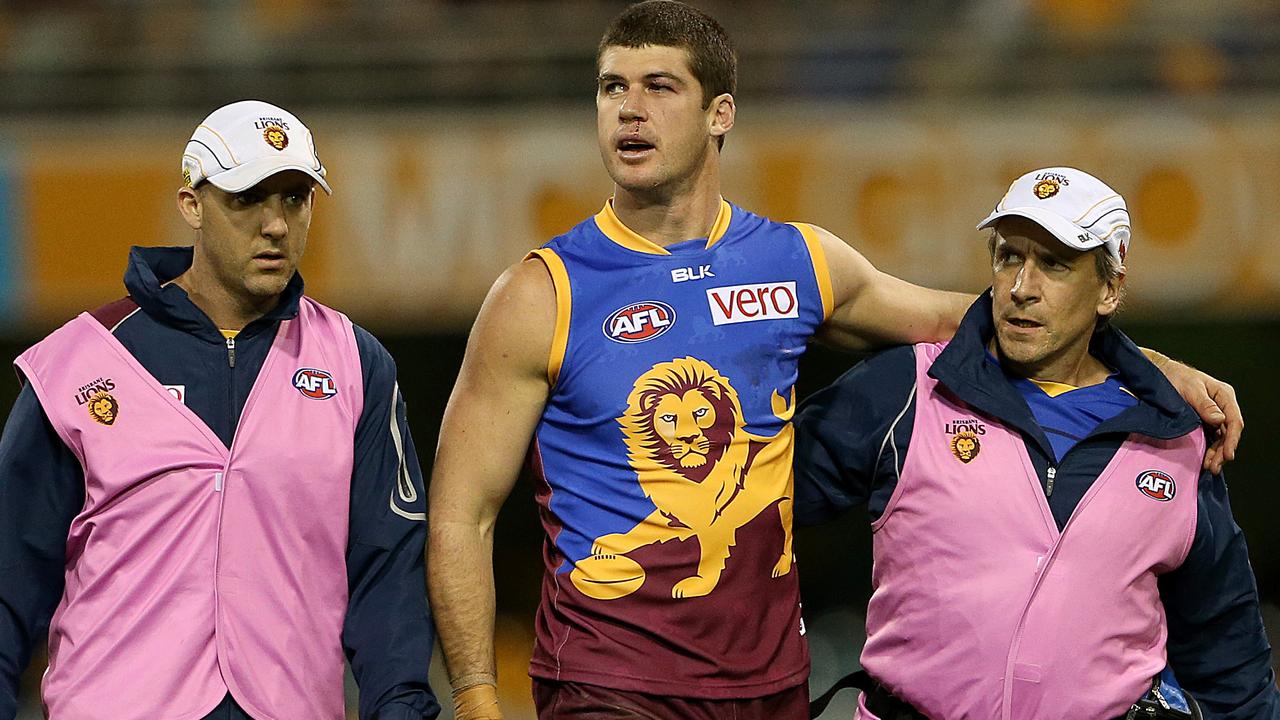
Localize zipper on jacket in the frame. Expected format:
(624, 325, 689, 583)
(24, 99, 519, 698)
(1045, 466, 1057, 497)
(215, 472, 224, 492)
(225, 337, 237, 368)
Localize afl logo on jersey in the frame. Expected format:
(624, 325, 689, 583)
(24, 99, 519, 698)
(1135, 470, 1176, 502)
(293, 368, 338, 400)
(604, 301, 676, 343)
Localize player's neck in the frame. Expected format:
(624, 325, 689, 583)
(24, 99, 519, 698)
(172, 266, 278, 333)
(611, 163, 723, 248)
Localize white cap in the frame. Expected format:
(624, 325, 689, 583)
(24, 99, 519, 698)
(977, 167, 1129, 265)
(181, 100, 331, 195)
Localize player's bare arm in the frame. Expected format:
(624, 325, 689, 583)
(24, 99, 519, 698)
(809, 225, 1242, 470)
(811, 225, 971, 351)
(427, 258, 555, 720)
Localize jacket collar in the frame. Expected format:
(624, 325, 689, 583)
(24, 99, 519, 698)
(123, 246, 304, 343)
(929, 291, 1202, 458)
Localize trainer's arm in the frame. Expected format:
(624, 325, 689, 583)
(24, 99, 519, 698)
(343, 328, 439, 720)
(809, 225, 971, 351)
(0, 384, 84, 719)
(428, 258, 555, 720)
(1160, 465, 1279, 718)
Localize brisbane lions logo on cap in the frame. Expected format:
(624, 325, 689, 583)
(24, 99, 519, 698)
(1135, 469, 1176, 502)
(603, 301, 675, 343)
(293, 368, 337, 400)
(1033, 178, 1060, 199)
(262, 124, 289, 151)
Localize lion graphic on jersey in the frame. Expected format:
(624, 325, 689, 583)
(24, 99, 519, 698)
(570, 357, 795, 600)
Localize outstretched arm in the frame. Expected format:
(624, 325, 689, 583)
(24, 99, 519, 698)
(811, 223, 1243, 471)
(810, 225, 972, 352)
(427, 258, 555, 720)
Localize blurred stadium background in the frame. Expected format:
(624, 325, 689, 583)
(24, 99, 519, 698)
(3, 0, 1279, 717)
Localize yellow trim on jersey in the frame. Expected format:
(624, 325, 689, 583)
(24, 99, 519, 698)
(593, 198, 733, 254)
(526, 248, 572, 388)
(219, 329, 239, 339)
(1029, 379, 1078, 397)
(789, 222, 834, 320)
(701, 199, 734, 249)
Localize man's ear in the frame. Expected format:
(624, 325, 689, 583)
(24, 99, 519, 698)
(177, 185, 202, 230)
(708, 93, 735, 140)
(1098, 270, 1125, 316)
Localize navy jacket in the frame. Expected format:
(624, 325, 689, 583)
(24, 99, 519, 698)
(795, 292, 1278, 719)
(0, 247, 439, 720)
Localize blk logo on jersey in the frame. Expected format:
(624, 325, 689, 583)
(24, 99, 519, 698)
(293, 368, 338, 400)
(603, 301, 675, 343)
(706, 282, 799, 326)
(671, 265, 715, 283)
(1136, 470, 1176, 502)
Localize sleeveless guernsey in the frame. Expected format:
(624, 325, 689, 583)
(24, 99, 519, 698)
(527, 200, 831, 698)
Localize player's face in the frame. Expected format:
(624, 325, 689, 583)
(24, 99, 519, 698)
(596, 45, 729, 196)
(189, 171, 315, 303)
(990, 217, 1122, 379)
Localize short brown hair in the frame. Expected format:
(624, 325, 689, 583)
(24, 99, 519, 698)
(598, 0, 737, 110)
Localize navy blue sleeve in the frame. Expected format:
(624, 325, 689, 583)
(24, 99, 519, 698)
(793, 345, 917, 526)
(1160, 463, 1280, 719)
(342, 327, 440, 720)
(0, 382, 83, 719)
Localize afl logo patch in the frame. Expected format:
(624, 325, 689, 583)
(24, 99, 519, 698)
(263, 124, 289, 151)
(950, 431, 981, 463)
(1136, 470, 1176, 502)
(604, 301, 675, 343)
(87, 391, 119, 426)
(293, 368, 338, 400)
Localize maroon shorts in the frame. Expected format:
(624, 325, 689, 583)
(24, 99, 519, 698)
(532, 679, 809, 720)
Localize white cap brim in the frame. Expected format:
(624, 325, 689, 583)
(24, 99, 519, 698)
(206, 156, 332, 195)
(977, 206, 1103, 253)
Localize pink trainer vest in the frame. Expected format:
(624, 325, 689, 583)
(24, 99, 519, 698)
(15, 297, 363, 720)
(858, 342, 1202, 720)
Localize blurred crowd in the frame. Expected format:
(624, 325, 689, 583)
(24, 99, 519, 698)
(0, 0, 1277, 114)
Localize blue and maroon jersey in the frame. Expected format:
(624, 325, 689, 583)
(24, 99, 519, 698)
(525, 199, 832, 698)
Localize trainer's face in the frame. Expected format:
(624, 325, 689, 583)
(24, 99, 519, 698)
(596, 44, 733, 195)
(180, 171, 315, 303)
(990, 216, 1122, 378)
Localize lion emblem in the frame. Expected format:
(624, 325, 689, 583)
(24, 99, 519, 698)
(950, 431, 980, 463)
(1033, 178, 1060, 199)
(570, 357, 794, 600)
(262, 125, 289, 151)
(87, 391, 118, 426)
